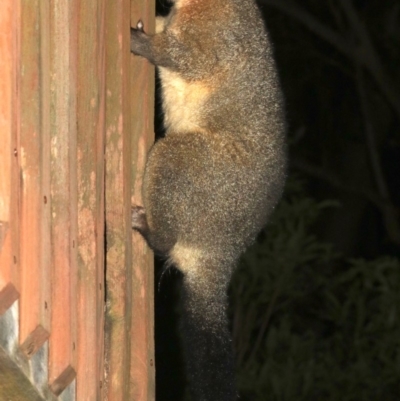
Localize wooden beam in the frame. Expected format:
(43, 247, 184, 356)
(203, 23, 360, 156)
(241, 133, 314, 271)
(75, 0, 106, 399)
(104, 0, 132, 398)
(0, 347, 46, 401)
(130, 1, 155, 400)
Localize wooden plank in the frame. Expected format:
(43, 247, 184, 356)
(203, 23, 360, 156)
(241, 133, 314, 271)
(104, 0, 132, 398)
(0, 284, 19, 316)
(0, 0, 20, 308)
(0, 0, 13, 228)
(75, 0, 106, 399)
(18, 0, 50, 356)
(0, 0, 13, 294)
(48, 0, 78, 394)
(0, 346, 46, 401)
(94, 5, 107, 389)
(129, 1, 156, 400)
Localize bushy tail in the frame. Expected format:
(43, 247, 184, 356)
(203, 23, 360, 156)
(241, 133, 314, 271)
(179, 259, 237, 401)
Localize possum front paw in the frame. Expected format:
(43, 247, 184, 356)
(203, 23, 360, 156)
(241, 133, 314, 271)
(130, 20, 151, 57)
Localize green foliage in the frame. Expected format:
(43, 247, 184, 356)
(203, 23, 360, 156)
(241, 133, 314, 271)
(230, 178, 400, 400)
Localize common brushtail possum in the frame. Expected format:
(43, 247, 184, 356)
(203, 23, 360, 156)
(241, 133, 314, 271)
(130, 0, 286, 400)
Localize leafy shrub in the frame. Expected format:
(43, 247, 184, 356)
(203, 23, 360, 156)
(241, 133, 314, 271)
(230, 178, 400, 400)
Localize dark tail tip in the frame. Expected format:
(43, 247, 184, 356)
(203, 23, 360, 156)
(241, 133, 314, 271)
(179, 275, 237, 401)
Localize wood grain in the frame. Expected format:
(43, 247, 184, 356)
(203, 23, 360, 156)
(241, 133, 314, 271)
(130, 2, 156, 400)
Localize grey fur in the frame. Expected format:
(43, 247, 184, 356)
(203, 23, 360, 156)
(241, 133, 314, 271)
(131, 1, 286, 399)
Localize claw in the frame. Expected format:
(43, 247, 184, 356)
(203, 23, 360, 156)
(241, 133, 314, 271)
(137, 20, 144, 32)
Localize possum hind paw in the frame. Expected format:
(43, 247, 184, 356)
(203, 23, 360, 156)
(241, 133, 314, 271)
(131, 205, 149, 233)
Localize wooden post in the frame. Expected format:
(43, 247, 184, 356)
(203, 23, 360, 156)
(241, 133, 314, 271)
(0, 0, 155, 399)
(75, 0, 106, 399)
(104, 0, 155, 400)
(0, 0, 20, 319)
(130, 3, 156, 400)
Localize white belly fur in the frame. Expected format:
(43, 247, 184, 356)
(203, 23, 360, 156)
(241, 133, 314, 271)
(159, 67, 210, 133)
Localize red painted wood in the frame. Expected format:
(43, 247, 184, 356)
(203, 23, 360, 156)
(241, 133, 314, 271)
(48, 0, 78, 393)
(104, 0, 133, 398)
(1, 0, 155, 399)
(0, 0, 14, 294)
(75, 0, 106, 399)
(19, 0, 50, 355)
(0, 0, 20, 311)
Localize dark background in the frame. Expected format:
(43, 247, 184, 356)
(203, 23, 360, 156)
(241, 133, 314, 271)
(153, 0, 400, 400)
